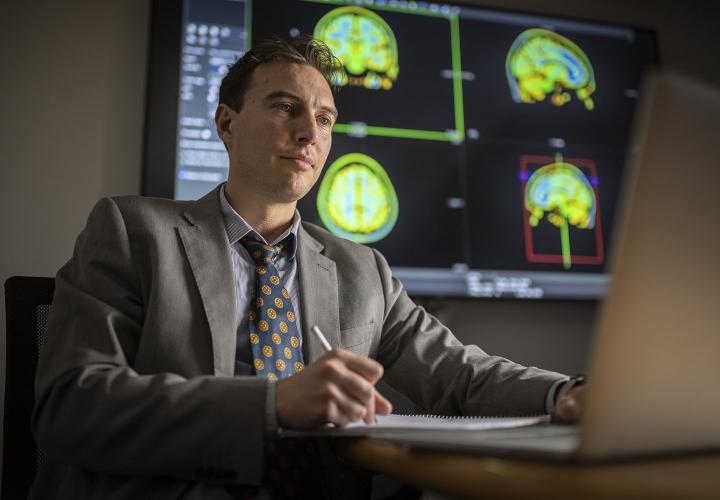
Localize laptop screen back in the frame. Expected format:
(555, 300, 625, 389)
(579, 71, 720, 458)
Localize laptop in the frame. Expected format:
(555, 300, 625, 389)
(377, 71, 720, 461)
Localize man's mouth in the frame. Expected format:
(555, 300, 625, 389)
(281, 154, 314, 170)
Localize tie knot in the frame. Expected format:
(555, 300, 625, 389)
(242, 237, 285, 266)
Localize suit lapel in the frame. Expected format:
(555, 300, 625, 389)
(297, 225, 340, 364)
(178, 188, 237, 376)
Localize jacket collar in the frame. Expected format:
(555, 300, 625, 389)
(297, 225, 340, 363)
(179, 186, 237, 376)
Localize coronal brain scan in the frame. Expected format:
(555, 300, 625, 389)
(314, 6, 399, 90)
(506, 28, 596, 110)
(316, 153, 399, 244)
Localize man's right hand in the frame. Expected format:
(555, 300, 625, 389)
(275, 349, 393, 429)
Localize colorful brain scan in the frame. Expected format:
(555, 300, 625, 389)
(314, 6, 399, 90)
(506, 28, 596, 110)
(524, 155, 597, 269)
(317, 153, 399, 243)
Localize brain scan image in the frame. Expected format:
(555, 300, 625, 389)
(524, 155, 597, 269)
(314, 6, 399, 90)
(316, 153, 399, 243)
(506, 28, 596, 110)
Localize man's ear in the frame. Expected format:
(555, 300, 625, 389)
(215, 104, 233, 148)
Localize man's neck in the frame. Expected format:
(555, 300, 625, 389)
(224, 185, 297, 243)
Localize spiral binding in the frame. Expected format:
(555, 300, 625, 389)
(392, 413, 544, 420)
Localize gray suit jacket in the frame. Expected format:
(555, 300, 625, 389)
(32, 186, 564, 499)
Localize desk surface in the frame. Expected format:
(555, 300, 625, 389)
(340, 438, 720, 500)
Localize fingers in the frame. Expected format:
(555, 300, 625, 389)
(320, 355, 377, 417)
(276, 367, 370, 428)
(318, 350, 388, 425)
(365, 387, 376, 424)
(323, 383, 369, 426)
(326, 349, 384, 384)
(554, 386, 585, 423)
(275, 348, 391, 429)
(331, 362, 393, 424)
(374, 391, 393, 416)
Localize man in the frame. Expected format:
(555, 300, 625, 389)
(32, 36, 584, 499)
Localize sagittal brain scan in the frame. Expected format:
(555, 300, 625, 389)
(506, 28, 596, 110)
(316, 153, 399, 244)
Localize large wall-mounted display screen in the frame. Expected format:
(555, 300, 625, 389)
(143, 0, 658, 299)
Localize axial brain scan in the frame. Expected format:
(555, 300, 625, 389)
(316, 153, 399, 244)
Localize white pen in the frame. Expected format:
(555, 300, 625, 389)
(311, 325, 333, 352)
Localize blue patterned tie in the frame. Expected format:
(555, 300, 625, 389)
(234, 238, 356, 499)
(242, 237, 305, 380)
(241, 237, 313, 498)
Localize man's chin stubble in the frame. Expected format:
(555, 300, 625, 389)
(266, 183, 312, 205)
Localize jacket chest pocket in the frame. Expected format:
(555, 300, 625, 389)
(340, 323, 376, 354)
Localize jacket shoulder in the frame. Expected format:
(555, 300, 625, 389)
(82, 195, 209, 234)
(300, 221, 375, 258)
(108, 195, 195, 219)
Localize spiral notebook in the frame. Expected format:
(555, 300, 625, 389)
(280, 414, 549, 437)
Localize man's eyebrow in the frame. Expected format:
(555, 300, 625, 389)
(264, 90, 338, 119)
(320, 104, 339, 120)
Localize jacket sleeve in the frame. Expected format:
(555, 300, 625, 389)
(32, 197, 268, 485)
(372, 249, 566, 416)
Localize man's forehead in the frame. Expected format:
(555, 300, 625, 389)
(248, 60, 334, 105)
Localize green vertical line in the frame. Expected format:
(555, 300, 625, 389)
(449, 14, 465, 142)
(302, 0, 462, 142)
(245, 0, 252, 49)
(560, 217, 571, 269)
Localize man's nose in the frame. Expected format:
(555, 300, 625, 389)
(293, 112, 319, 145)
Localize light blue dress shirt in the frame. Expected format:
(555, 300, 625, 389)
(218, 185, 305, 434)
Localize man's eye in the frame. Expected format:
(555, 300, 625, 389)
(319, 116, 332, 127)
(277, 103, 292, 112)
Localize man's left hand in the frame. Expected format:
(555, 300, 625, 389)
(553, 385, 586, 423)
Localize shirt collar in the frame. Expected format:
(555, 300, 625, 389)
(219, 183, 301, 260)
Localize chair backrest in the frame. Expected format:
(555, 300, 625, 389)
(3, 276, 55, 499)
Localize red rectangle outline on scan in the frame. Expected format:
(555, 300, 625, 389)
(519, 155, 605, 266)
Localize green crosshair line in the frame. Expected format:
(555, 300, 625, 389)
(305, 0, 465, 143)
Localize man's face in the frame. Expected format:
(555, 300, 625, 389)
(218, 60, 337, 204)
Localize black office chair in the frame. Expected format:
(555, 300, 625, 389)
(3, 276, 54, 499)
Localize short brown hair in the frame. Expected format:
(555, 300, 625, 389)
(219, 34, 344, 112)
